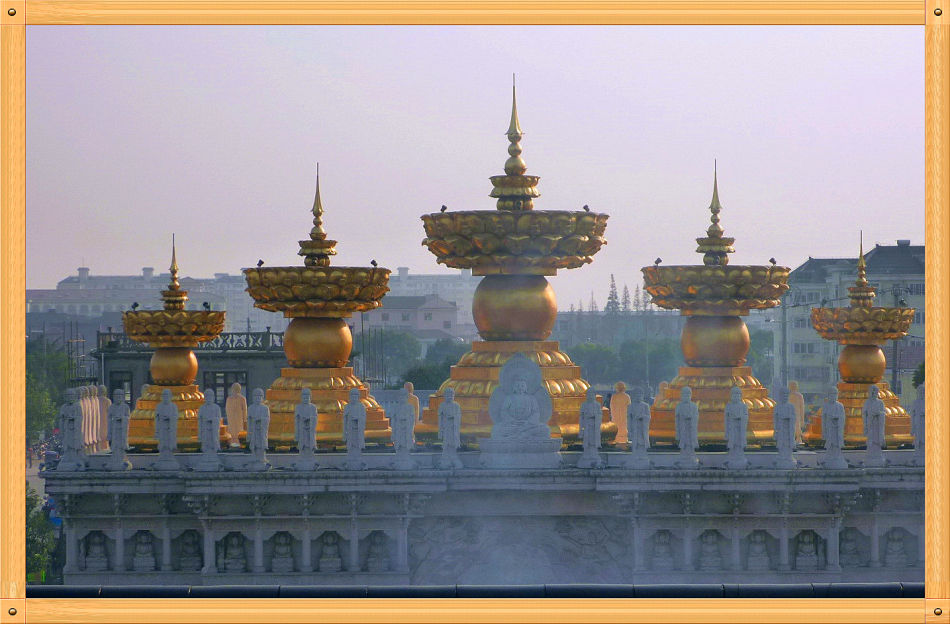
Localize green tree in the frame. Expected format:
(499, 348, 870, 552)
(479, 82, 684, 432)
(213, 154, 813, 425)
(913, 361, 925, 388)
(25, 339, 70, 442)
(604, 275, 621, 316)
(566, 343, 618, 383)
(26, 484, 57, 583)
(747, 329, 774, 387)
(423, 339, 470, 368)
(402, 364, 448, 389)
(617, 338, 681, 390)
(621, 285, 631, 313)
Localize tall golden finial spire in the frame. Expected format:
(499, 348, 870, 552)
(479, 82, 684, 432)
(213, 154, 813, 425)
(162, 233, 188, 311)
(169, 233, 179, 289)
(490, 75, 541, 210)
(695, 161, 735, 266)
(299, 163, 338, 266)
(849, 229, 875, 307)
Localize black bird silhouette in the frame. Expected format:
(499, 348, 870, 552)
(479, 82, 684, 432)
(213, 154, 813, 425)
(440, 205, 448, 213)
(202, 302, 211, 311)
(130, 302, 139, 311)
(582, 204, 590, 212)
(370, 259, 378, 267)
(257, 259, 264, 268)
(769, 257, 777, 265)
(654, 258, 662, 266)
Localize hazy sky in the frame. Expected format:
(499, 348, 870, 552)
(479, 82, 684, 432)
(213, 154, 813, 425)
(27, 26, 923, 308)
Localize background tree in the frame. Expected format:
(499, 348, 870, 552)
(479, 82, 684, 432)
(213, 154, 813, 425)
(401, 339, 471, 390)
(621, 285, 631, 314)
(26, 338, 70, 443)
(566, 343, 618, 383)
(913, 361, 925, 388)
(604, 275, 621, 316)
(746, 329, 774, 387)
(633, 285, 643, 312)
(26, 484, 57, 583)
(617, 338, 681, 391)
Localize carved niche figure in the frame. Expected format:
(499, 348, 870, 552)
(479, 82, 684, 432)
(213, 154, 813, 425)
(108, 389, 132, 471)
(674, 386, 700, 468)
(437, 388, 464, 469)
(225, 382, 247, 448)
(651, 530, 675, 571)
(820, 387, 849, 469)
(788, 380, 806, 445)
(97, 384, 111, 452)
(912, 382, 925, 465)
(57, 388, 86, 472)
(342, 388, 367, 470)
(365, 531, 390, 572)
(270, 532, 295, 573)
(883, 529, 909, 567)
(153, 389, 180, 471)
(319, 532, 343, 572)
(247, 388, 271, 471)
(863, 385, 887, 467)
(404, 381, 421, 421)
(390, 387, 416, 470)
(697, 530, 723, 571)
(839, 527, 866, 567)
(132, 531, 156, 572)
(746, 530, 772, 571)
(773, 386, 798, 468)
(84, 531, 109, 571)
(577, 388, 605, 469)
(220, 533, 247, 573)
(293, 388, 318, 471)
(794, 531, 821, 571)
(178, 530, 203, 571)
(724, 385, 749, 469)
(195, 389, 223, 471)
(609, 382, 631, 444)
(626, 386, 651, 469)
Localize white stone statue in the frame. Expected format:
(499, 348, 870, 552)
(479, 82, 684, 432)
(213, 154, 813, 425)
(390, 387, 416, 470)
(220, 533, 247, 572)
(651, 530, 675, 571)
(342, 388, 367, 470)
(788, 380, 806, 445)
(625, 386, 651, 469)
(437, 388, 463, 469)
(225, 382, 247, 448)
(247, 388, 271, 471)
(912, 382, 925, 466)
(746, 530, 772, 570)
(820, 387, 849, 469)
(84, 531, 109, 571)
(883, 529, 908, 567)
(577, 388, 605, 469)
(132, 531, 156, 572)
(698, 530, 722, 571)
(839, 527, 865, 567)
(773, 386, 798, 468)
(108, 389, 132, 471)
(292, 388, 318, 471)
(674, 386, 700, 468)
(319, 532, 343, 572)
(97, 384, 111, 452)
(178, 530, 202, 571)
(195, 389, 223, 471)
(57, 388, 86, 472)
(863, 384, 886, 467)
(794, 531, 820, 571)
(724, 385, 749, 469)
(609, 382, 631, 445)
(404, 381, 421, 421)
(153, 389, 180, 471)
(365, 531, 390, 572)
(271, 532, 295, 573)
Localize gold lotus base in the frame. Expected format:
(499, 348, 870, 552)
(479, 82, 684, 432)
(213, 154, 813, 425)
(650, 366, 776, 447)
(804, 381, 913, 449)
(415, 340, 614, 446)
(264, 366, 391, 450)
(128, 384, 232, 452)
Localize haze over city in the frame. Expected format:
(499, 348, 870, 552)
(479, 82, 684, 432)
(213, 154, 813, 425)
(27, 26, 923, 307)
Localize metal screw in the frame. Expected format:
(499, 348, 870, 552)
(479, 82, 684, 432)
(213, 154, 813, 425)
(6, 608, 15, 616)
(6, 8, 14, 15)
(936, 608, 944, 616)
(936, 8, 944, 15)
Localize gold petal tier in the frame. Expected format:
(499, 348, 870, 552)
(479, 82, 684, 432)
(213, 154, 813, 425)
(416, 80, 611, 446)
(807, 237, 914, 448)
(641, 167, 790, 448)
(122, 238, 230, 452)
(243, 166, 392, 449)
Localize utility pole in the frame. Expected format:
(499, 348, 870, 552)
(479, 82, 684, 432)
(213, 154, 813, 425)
(892, 285, 903, 391)
(781, 299, 789, 388)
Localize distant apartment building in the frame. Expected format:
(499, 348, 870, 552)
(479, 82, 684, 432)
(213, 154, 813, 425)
(385, 266, 480, 329)
(770, 240, 925, 406)
(355, 294, 471, 355)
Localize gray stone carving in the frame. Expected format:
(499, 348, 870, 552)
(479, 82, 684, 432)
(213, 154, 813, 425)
(343, 388, 367, 470)
(107, 389, 132, 471)
(247, 388, 271, 471)
(651, 530, 676, 571)
(820, 387, 849, 469)
(131, 531, 156, 572)
(270, 532, 295, 573)
(724, 385, 749, 469)
(437, 388, 463, 470)
(293, 388, 318, 471)
(318, 532, 344, 572)
(219, 532, 248, 573)
(480, 353, 560, 469)
(746, 530, 772, 571)
(153, 389, 180, 471)
(83, 531, 109, 571)
(794, 530, 821, 571)
(912, 383, 925, 466)
(625, 386, 651, 469)
(839, 527, 868, 567)
(863, 385, 886, 467)
(195, 389, 222, 472)
(577, 388, 605, 469)
(390, 388, 416, 470)
(883, 528, 909, 567)
(697, 529, 724, 571)
(57, 388, 86, 472)
(178, 530, 202, 571)
(674, 387, 699, 469)
(365, 531, 391, 572)
(773, 387, 798, 468)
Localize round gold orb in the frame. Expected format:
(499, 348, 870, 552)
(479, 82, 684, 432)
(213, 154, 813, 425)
(681, 315, 750, 367)
(838, 344, 886, 383)
(149, 347, 198, 386)
(284, 317, 352, 368)
(472, 274, 557, 341)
